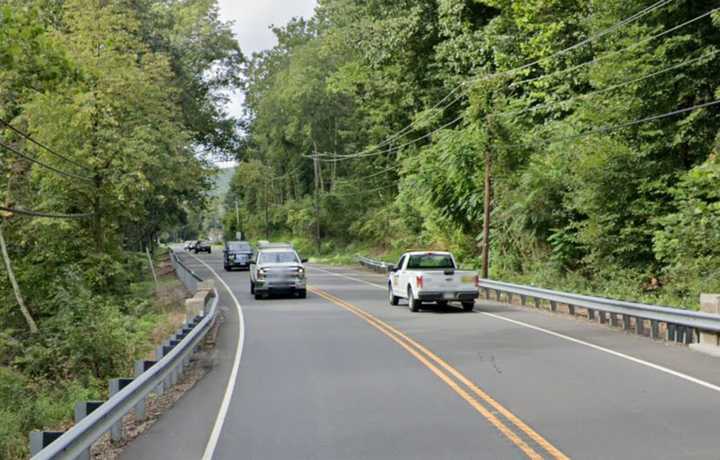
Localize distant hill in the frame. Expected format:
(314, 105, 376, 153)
(210, 166, 236, 199)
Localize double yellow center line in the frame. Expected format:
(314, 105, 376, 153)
(309, 286, 569, 460)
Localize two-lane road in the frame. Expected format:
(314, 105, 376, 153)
(124, 251, 720, 460)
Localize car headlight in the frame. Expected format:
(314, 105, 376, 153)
(257, 268, 267, 280)
(296, 267, 305, 278)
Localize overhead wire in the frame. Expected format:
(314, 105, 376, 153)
(506, 99, 720, 149)
(0, 140, 94, 182)
(311, 0, 677, 164)
(0, 205, 94, 219)
(328, 182, 398, 197)
(304, 114, 465, 162)
(308, 4, 718, 165)
(508, 6, 720, 89)
(498, 47, 720, 119)
(0, 118, 93, 172)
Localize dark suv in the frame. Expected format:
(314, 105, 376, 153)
(224, 241, 253, 271)
(193, 240, 211, 254)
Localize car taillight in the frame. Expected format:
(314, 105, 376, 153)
(474, 275, 480, 287)
(416, 275, 424, 289)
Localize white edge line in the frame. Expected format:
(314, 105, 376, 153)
(187, 253, 246, 460)
(480, 311, 720, 394)
(310, 263, 720, 395)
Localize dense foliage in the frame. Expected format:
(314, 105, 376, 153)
(0, 0, 241, 456)
(229, 0, 720, 307)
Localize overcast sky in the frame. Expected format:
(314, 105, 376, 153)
(217, 0, 317, 119)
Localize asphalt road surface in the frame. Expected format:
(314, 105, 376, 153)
(123, 250, 720, 460)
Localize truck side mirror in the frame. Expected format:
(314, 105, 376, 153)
(387, 264, 396, 273)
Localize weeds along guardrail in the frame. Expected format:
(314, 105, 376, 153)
(356, 255, 720, 346)
(30, 250, 216, 459)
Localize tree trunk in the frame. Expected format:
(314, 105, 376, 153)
(0, 223, 38, 333)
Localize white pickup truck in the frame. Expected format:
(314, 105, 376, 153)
(387, 251, 479, 312)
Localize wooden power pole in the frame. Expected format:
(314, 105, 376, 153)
(481, 144, 492, 280)
(313, 152, 321, 254)
(264, 178, 270, 240)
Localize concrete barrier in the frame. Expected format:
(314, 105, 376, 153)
(185, 283, 213, 319)
(690, 294, 720, 357)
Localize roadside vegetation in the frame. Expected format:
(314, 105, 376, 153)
(224, 0, 720, 310)
(0, 1, 241, 457)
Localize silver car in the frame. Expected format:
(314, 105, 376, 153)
(249, 247, 307, 299)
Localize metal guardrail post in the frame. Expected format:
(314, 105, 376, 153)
(73, 402, 103, 460)
(108, 378, 134, 442)
(133, 361, 155, 421)
(650, 320, 660, 339)
(30, 432, 64, 457)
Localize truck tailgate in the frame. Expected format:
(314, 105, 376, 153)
(420, 271, 477, 292)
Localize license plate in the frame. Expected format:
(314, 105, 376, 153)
(443, 293, 454, 300)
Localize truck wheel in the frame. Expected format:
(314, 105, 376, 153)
(408, 287, 420, 312)
(298, 289, 307, 299)
(388, 285, 399, 306)
(250, 281, 255, 294)
(254, 291, 262, 300)
(437, 300, 448, 308)
(462, 301, 475, 312)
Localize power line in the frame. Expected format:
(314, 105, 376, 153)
(270, 163, 303, 182)
(310, 2, 702, 164)
(0, 118, 92, 172)
(368, 83, 469, 154)
(311, 7, 720, 164)
(0, 140, 94, 182)
(0, 205, 94, 219)
(329, 181, 397, 197)
(314, 0, 675, 164)
(491, 0, 676, 84)
(305, 114, 465, 162)
(508, 98, 720, 149)
(498, 48, 720, 119)
(508, 6, 719, 90)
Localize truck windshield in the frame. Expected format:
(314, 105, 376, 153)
(407, 254, 455, 270)
(259, 251, 299, 264)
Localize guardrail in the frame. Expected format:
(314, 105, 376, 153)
(172, 250, 203, 293)
(356, 255, 720, 345)
(30, 250, 217, 459)
(478, 279, 711, 344)
(357, 255, 391, 273)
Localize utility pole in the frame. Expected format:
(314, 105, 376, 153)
(235, 199, 241, 239)
(312, 150, 321, 254)
(264, 178, 270, 240)
(481, 137, 493, 280)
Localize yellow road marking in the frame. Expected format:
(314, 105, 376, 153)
(322, 287, 569, 460)
(310, 287, 569, 460)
